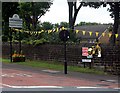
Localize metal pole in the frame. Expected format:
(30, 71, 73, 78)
(19, 31, 21, 54)
(10, 28, 12, 62)
(64, 41, 67, 74)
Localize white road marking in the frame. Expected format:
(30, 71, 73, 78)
(1, 73, 32, 78)
(42, 70, 60, 73)
(15, 73, 32, 77)
(1, 74, 14, 77)
(0, 83, 63, 88)
(77, 86, 120, 90)
(0, 83, 119, 89)
(77, 86, 107, 89)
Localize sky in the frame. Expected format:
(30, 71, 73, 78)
(40, 0, 114, 24)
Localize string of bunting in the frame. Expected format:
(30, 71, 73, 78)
(11, 27, 119, 39)
(75, 29, 119, 39)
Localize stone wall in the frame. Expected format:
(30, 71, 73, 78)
(2, 43, 120, 74)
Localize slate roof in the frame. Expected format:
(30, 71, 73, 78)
(74, 25, 110, 39)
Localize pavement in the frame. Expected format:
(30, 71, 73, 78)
(1, 62, 120, 93)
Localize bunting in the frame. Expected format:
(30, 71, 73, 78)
(75, 30, 79, 34)
(95, 32, 99, 37)
(82, 31, 86, 35)
(102, 33, 105, 37)
(108, 33, 112, 38)
(115, 34, 119, 39)
(11, 27, 120, 39)
(56, 28, 59, 32)
(61, 27, 65, 30)
(89, 31, 92, 36)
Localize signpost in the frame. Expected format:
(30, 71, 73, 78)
(9, 14, 23, 62)
(9, 14, 23, 28)
(82, 47, 92, 68)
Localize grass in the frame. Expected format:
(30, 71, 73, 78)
(1, 58, 106, 75)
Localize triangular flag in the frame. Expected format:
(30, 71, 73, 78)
(30, 32, 32, 35)
(75, 30, 79, 34)
(25, 31, 28, 33)
(48, 30, 50, 33)
(20, 29, 23, 32)
(38, 32, 41, 34)
(56, 28, 59, 32)
(89, 31, 92, 36)
(108, 33, 112, 38)
(95, 32, 99, 37)
(35, 32, 37, 35)
(41, 30, 44, 32)
(82, 31, 86, 35)
(115, 34, 119, 38)
(62, 27, 65, 30)
(14, 29, 18, 31)
(48, 30, 52, 34)
(102, 33, 105, 37)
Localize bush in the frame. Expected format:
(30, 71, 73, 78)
(33, 38, 49, 45)
(2, 35, 8, 42)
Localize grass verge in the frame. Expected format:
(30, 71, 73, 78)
(1, 58, 106, 75)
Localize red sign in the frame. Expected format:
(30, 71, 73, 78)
(82, 47, 88, 56)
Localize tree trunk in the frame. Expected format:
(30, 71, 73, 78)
(32, 2, 36, 31)
(68, 2, 74, 30)
(68, 2, 82, 30)
(111, 3, 119, 45)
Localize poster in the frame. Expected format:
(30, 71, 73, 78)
(82, 47, 88, 56)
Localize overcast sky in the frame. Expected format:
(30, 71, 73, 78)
(40, 0, 114, 24)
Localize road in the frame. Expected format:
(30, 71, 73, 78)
(1, 62, 119, 93)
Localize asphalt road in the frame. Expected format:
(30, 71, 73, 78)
(1, 62, 120, 93)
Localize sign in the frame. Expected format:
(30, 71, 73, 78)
(82, 47, 88, 56)
(82, 59, 91, 62)
(9, 14, 23, 28)
(59, 30, 70, 41)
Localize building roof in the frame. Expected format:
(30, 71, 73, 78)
(74, 24, 110, 39)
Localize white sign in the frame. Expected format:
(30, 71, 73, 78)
(9, 14, 23, 28)
(82, 59, 91, 62)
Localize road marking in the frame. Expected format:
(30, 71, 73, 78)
(10, 86, 63, 88)
(1, 73, 32, 78)
(77, 86, 120, 90)
(0, 83, 119, 89)
(0, 83, 63, 88)
(77, 86, 106, 89)
(42, 70, 60, 73)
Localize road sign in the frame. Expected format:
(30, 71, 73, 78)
(59, 30, 70, 42)
(9, 14, 23, 28)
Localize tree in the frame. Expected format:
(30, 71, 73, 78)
(54, 23, 60, 28)
(67, 0, 120, 45)
(2, 2, 19, 41)
(67, 0, 103, 29)
(108, 2, 120, 45)
(41, 22, 53, 30)
(19, 2, 53, 31)
(60, 22, 69, 28)
(75, 21, 99, 26)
